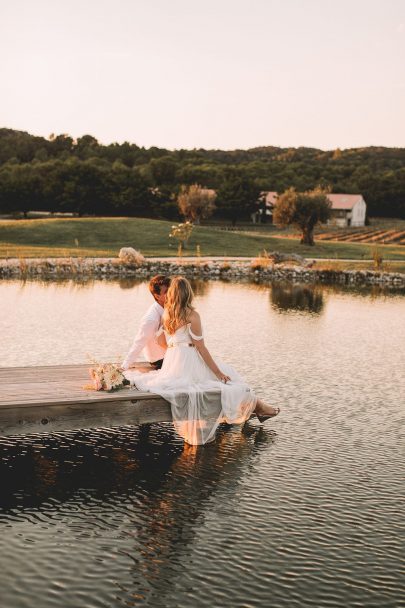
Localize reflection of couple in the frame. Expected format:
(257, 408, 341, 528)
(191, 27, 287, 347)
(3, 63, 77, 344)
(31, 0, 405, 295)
(122, 275, 280, 445)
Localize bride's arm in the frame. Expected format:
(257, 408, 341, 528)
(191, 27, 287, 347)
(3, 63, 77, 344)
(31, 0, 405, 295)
(156, 326, 167, 349)
(189, 311, 231, 383)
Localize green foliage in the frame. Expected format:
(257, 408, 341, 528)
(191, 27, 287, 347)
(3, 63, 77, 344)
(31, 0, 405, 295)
(110, 163, 152, 216)
(0, 163, 43, 216)
(273, 187, 332, 245)
(216, 170, 261, 225)
(0, 128, 404, 219)
(149, 156, 178, 186)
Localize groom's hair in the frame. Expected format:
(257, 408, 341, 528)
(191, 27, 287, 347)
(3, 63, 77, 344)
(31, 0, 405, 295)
(149, 275, 171, 299)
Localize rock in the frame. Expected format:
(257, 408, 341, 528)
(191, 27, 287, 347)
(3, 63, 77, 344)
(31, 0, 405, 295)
(265, 251, 312, 267)
(118, 247, 145, 265)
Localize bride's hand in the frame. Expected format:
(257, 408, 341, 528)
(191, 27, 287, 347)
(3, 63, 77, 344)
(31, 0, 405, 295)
(216, 371, 231, 384)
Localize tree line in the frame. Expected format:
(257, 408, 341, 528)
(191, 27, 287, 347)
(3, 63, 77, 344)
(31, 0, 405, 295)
(0, 128, 404, 220)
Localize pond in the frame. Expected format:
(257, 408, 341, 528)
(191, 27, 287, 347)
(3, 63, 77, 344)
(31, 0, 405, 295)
(0, 279, 404, 608)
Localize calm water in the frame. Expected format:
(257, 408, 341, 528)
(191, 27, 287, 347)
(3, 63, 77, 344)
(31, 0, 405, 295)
(0, 279, 404, 608)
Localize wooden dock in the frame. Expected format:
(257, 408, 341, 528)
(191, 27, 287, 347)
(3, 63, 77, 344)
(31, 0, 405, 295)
(0, 364, 172, 436)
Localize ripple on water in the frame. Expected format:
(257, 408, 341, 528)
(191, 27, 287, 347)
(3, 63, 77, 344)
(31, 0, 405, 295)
(0, 280, 404, 607)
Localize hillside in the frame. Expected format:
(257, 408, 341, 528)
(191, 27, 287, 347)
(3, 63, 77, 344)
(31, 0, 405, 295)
(0, 128, 404, 219)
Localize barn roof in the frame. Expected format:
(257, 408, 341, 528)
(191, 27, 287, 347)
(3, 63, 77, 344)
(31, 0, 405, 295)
(264, 192, 279, 205)
(327, 194, 364, 210)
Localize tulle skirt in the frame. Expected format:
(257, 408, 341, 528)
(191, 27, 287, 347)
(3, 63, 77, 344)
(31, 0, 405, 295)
(124, 346, 257, 445)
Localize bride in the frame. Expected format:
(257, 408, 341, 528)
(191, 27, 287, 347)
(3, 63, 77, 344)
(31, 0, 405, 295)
(124, 277, 280, 445)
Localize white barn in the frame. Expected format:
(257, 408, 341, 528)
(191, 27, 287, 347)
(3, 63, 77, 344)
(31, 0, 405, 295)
(253, 192, 367, 227)
(326, 194, 367, 227)
(251, 192, 278, 223)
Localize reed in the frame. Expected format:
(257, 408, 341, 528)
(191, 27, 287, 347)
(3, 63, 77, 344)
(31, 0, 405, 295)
(251, 250, 273, 270)
(371, 245, 384, 270)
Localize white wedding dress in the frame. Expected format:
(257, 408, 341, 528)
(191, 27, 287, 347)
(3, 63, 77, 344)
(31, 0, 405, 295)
(124, 323, 257, 445)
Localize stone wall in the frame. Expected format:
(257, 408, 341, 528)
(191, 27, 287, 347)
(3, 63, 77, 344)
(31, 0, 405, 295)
(0, 257, 404, 289)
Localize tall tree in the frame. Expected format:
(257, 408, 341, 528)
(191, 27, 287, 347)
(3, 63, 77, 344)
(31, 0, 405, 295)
(48, 133, 74, 156)
(273, 187, 332, 245)
(149, 156, 178, 186)
(216, 171, 261, 225)
(58, 159, 112, 216)
(177, 184, 217, 223)
(111, 163, 153, 216)
(75, 135, 100, 159)
(0, 163, 43, 216)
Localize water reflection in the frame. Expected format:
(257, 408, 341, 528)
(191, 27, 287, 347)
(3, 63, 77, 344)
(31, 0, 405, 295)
(1, 275, 403, 299)
(0, 423, 276, 605)
(126, 424, 274, 601)
(0, 426, 180, 511)
(0, 423, 274, 513)
(270, 283, 324, 314)
(118, 277, 144, 290)
(188, 278, 212, 296)
(0, 278, 404, 607)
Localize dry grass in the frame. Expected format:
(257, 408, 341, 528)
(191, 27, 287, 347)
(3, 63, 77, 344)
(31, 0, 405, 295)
(251, 250, 274, 270)
(313, 259, 405, 273)
(371, 245, 384, 270)
(220, 259, 232, 271)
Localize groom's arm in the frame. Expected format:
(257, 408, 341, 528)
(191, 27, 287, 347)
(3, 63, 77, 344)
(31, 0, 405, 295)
(121, 310, 160, 370)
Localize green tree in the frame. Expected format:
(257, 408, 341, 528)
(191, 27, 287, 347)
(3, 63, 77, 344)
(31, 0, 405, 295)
(1, 128, 405, 219)
(49, 133, 74, 156)
(74, 135, 100, 159)
(0, 163, 43, 216)
(216, 172, 261, 225)
(150, 186, 179, 220)
(111, 163, 153, 216)
(57, 159, 112, 216)
(39, 160, 65, 212)
(149, 156, 178, 186)
(273, 187, 332, 246)
(177, 163, 223, 188)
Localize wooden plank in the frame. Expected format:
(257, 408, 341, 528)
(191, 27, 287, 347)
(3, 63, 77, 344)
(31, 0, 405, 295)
(0, 363, 173, 435)
(0, 390, 158, 408)
(0, 364, 88, 376)
(0, 363, 150, 374)
(0, 363, 158, 409)
(0, 363, 224, 437)
(0, 398, 172, 436)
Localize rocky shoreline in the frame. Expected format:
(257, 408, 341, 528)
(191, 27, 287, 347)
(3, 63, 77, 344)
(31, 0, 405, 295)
(0, 257, 404, 289)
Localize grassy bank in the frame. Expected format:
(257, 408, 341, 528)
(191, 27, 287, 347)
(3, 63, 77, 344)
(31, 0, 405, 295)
(0, 217, 404, 260)
(312, 260, 405, 273)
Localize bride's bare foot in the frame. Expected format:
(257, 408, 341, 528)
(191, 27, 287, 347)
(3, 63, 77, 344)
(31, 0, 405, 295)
(255, 399, 280, 423)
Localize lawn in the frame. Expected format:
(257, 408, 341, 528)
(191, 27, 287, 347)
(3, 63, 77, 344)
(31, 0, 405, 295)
(0, 217, 404, 260)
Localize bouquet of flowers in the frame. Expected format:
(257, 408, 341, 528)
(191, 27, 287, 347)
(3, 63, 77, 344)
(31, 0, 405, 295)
(87, 362, 130, 392)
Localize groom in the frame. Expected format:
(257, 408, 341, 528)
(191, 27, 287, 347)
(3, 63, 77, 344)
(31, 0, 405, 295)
(121, 275, 171, 371)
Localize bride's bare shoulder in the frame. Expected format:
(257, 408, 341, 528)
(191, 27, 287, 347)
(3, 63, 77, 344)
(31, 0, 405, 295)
(188, 309, 201, 323)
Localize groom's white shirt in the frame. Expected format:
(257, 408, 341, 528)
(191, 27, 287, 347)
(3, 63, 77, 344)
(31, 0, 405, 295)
(122, 301, 165, 370)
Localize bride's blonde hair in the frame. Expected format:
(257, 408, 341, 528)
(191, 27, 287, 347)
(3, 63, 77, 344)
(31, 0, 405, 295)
(163, 276, 194, 334)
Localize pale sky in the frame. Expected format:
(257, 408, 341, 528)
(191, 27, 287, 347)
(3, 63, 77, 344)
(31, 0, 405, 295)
(1, 0, 404, 150)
